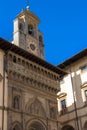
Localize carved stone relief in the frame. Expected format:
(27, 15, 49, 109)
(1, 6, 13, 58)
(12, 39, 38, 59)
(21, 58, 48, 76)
(26, 97, 46, 117)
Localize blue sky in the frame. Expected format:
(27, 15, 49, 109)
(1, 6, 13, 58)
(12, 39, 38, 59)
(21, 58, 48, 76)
(0, 0, 87, 65)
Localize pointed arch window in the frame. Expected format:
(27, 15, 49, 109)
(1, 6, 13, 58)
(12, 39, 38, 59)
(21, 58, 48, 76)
(13, 95, 20, 110)
(19, 23, 23, 31)
(28, 24, 34, 36)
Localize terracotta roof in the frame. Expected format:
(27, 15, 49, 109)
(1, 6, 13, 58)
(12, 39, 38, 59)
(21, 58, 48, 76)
(0, 38, 66, 76)
(58, 48, 87, 69)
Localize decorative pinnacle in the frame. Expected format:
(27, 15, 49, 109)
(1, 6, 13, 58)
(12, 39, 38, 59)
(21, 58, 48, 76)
(26, 0, 30, 10)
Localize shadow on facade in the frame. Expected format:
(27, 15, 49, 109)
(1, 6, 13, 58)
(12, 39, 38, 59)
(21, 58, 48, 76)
(58, 101, 87, 130)
(59, 70, 87, 130)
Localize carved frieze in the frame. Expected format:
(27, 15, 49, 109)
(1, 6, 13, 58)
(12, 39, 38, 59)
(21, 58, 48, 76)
(7, 61, 59, 94)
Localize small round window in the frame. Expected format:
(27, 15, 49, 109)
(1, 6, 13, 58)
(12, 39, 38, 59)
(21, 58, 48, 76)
(30, 44, 35, 51)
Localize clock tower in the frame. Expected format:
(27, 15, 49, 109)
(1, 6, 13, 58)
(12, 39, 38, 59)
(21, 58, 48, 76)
(13, 7, 44, 59)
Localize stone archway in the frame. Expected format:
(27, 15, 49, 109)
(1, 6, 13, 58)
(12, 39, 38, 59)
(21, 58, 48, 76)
(61, 125, 75, 130)
(83, 121, 87, 130)
(27, 120, 46, 130)
(13, 124, 20, 130)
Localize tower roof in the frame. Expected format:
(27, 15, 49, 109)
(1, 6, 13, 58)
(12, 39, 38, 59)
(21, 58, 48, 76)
(17, 10, 40, 24)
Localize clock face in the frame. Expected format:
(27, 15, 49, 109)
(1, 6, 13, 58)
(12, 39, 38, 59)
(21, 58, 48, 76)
(30, 43, 36, 51)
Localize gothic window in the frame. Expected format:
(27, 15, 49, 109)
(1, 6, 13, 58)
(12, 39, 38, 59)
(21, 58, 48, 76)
(19, 23, 23, 31)
(13, 96, 20, 110)
(28, 25, 34, 36)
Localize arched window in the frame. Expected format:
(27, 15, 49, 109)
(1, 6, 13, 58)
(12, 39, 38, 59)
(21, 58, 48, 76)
(28, 24, 34, 36)
(9, 54, 13, 61)
(13, 56, 16, 63)
(13, 96, 20, 110)
(19, 23, 23, 31)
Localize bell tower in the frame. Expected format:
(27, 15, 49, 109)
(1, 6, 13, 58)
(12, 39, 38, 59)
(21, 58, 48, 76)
(13, 6, 44, 59)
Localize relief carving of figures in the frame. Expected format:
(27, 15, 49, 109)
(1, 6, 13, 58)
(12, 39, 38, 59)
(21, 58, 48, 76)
(30, 100, 40, 114)
(26, 97, 46, 117)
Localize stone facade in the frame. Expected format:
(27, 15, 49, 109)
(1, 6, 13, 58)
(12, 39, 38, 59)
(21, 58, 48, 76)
(0, 42, 61, 130)
(57, 50, 87, 130)
(0, 7, 66, 130)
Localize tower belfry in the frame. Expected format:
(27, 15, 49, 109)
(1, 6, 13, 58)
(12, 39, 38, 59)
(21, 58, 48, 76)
(13, 4, 44, 59)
